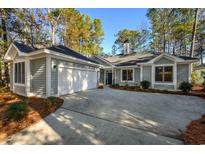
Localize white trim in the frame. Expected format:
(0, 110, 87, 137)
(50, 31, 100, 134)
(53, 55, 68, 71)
(58, 64, 97, 72)
(117, 65, 140, 68)
(148, 53, 183, 64)
(120, 68, 135, 82)
(151, 65, 154, 88)
(174, 62, 177, 90)
(94, 55, 114, 66)
(25, 58, 30, 96)
(188, 63, 192, 83)
(13, 61, 26, 86)
(140, 65, 143, 82)
(13, 83, 25, 86)
(46, 55, 51, 97)
(152, 64, 176, 89)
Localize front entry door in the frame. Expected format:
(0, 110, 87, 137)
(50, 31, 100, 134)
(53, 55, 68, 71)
(107, 72, 112, 85)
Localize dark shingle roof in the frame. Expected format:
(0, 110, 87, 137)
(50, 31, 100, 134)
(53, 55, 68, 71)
(116, 55, 157, 66)
(13, 41, 36, 53)
(47, 45, 97, 63)
(178, 56, 199, 61)
(13, 42, 97, 64)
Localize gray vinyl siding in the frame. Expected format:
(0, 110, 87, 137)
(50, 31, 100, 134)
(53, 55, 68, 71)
(142, 66, 152, 82)
(99, 69, 104, 84)
(154, 57, 174, 64)
(154, 84, 174, 90)
(30, 58, 46, 96)
(9, 63, 13, 91)
(177, 64, 189, 87)
(50, 58, 97, 95)
(14, 85, 26, 96)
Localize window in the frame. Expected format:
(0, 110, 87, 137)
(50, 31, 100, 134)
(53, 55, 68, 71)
(14, 62, 25, 84)
(155, 66, 173, 82)
(122, 69, 133, 81)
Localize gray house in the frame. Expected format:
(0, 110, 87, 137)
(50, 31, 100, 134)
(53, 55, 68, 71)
(4, 41, 100, 97)
(4, 41, 198, 98)
(92, 44, 198, 90)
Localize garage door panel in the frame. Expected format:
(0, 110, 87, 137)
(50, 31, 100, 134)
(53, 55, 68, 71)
(58, 67, 97, 95)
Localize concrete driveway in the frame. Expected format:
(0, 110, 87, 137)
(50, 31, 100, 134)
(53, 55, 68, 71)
(2, 88, 205, 145)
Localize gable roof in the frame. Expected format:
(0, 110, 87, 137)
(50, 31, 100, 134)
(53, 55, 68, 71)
(13, 41, 36, 53)
(100, 52, 199, 67)
(47, 45, 97, 63)
(7, 41, 97, 64)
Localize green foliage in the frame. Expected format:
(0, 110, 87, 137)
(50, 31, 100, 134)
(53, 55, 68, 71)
(113, 28, 150, 53)
(179, 81, 192, 93)
(191, 71, 203, 83)
(5, 100, 28, 121)
(203, 82, 205, 92)
(47, 96, 57, 103)
(60, 9, 104, 55)
(140, 80, 151, 89)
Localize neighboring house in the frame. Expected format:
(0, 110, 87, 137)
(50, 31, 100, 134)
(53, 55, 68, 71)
(92, 46, 198, 90)
(4, 41, 100, 97)
(4, 41, 199, 98)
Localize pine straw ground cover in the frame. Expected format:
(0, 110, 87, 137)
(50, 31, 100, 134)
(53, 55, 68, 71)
(110, 85, 205, 144)
(0, 89, 63, 141)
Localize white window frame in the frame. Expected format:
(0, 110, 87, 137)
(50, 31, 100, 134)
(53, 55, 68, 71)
(154, 64, 174, 85)
(14, 61, 25, 86)
(121, 68, 134, 82)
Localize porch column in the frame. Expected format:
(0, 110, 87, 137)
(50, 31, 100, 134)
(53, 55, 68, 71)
(25, 58, 30, 96)
(140, 65, 143, 82)
(46, 55, 51, 97)
(112, 67, 114, 85)
(151, 65, 154, 88)
(173, 62, 177, 90)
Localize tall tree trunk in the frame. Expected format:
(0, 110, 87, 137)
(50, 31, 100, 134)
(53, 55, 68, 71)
(2, 17, 9, 88)
(163, 27, 166, 53)
(190, 8, 199, 57)
(51, 25, 56, 46)
(173, 37, 176, 55)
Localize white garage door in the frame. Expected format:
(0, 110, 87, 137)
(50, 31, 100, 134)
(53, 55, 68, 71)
(58, 66, 97, 95)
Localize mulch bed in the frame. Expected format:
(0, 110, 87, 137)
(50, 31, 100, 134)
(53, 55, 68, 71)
(110, 85, 205, 99)
(183, 114, 205, 144)
(0, 90, 63, 141)
(110, 85, 205, 144)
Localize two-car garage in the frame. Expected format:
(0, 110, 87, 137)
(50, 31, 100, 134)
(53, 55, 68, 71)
(58, 65, 98, 96)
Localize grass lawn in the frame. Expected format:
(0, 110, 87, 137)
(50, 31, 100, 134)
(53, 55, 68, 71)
(0, 87, 63, 141)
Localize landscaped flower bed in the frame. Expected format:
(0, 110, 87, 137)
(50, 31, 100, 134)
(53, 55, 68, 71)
(0, 89, 63, 141)
(110, 85, 205, 99)
(183, 114, 205, 144)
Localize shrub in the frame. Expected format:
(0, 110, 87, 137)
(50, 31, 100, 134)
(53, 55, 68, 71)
(191, 71, 203, 84)
(179, 81, 192, 93)
(140, 80, 151, 89)
(203, 82, 205, 92)
(5, 100, 28, 121)
(48, 96, 57, 103)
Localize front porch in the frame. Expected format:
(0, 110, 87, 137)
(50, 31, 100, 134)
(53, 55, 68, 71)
(100, 68, 116, 85)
